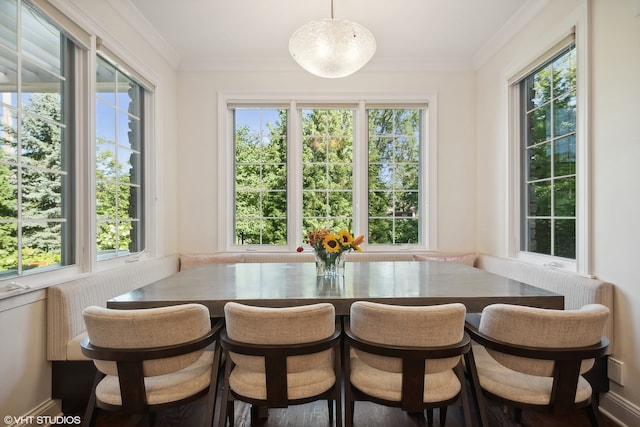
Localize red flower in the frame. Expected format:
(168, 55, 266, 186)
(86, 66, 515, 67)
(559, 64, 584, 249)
(296, 246, 304, 253)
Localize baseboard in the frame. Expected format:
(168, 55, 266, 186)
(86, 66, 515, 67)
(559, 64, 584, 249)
(600, 391, 640, 427)
(5, 399, 81, 427)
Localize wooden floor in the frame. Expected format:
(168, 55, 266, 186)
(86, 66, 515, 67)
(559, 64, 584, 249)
(65, 397, 620, 427)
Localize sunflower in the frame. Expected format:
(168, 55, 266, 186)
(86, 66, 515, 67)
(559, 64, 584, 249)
(338, 230, 354, 246)
(323, 234, 341, 253)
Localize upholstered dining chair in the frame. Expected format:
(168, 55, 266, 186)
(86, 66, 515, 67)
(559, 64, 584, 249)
(464, 303, 610, 427)
(343, 301, 473, 427)
(218, 302, 342, 427)
(81, 303, 222, 427)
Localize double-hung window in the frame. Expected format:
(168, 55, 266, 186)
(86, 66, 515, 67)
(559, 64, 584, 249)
(234, 108, 288, 245)
(0, 0, 75, 277)
(95, 56, 145, 260)
(368, 108, 421, 244)
(226, 98, 431, 251)
(301, 108, 354, 235)
(521, 45, 577, 259)
(509, 28, 587, 273)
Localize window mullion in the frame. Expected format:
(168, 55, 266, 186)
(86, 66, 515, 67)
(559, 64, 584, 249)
(353, 101, 368, 240)
(288, 101, 303, 248)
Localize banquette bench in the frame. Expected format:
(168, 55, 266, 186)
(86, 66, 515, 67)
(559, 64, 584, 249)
(178, 251, 477, 269)
(47, 255, 180, 410)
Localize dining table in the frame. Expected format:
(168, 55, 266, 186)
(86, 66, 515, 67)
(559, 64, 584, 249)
(107, 260, 564, 316)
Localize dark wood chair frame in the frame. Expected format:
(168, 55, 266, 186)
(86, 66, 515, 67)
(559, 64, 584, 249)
(80, 319, 223, 427)
(342, 317, 473, 427)
(463, 313, 610, 427)
(217, 319, 343, 427)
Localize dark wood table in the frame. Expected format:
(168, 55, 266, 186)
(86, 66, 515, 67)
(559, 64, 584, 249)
(107, 261, 563, 316)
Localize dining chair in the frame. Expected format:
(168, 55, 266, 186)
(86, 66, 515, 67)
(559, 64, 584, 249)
(81, 303, 222, 427)
(343, 301, 473, 427)
(464, 303, 610, 427)
(218, 302, 342, 427)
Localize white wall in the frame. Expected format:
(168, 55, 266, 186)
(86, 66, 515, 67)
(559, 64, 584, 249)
(176, 70, 477, 253)
(476, 0, 640, 424)
(0, 293, 53, 423)
(0, 0, 179, 422)
(591, 0, 640, 423)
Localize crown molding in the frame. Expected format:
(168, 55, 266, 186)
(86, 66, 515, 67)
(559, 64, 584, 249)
(108, 0, 181, 69)
(473, 0, 552, 69)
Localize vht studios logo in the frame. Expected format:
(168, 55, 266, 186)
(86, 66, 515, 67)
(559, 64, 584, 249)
(4, 415, 82, 425)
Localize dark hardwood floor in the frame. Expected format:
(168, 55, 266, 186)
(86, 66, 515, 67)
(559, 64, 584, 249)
(64, 397, 620, 427)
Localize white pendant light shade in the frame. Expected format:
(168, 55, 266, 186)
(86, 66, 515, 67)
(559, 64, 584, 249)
(289, 18, 376, 78)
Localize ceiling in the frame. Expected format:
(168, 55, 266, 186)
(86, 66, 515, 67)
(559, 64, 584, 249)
(121, 0, 545, 72)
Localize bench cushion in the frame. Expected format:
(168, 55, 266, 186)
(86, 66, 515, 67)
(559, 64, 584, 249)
(47, 255, 180, 361)
(180, 253, 245, 270)
(413, 253, 476, 266)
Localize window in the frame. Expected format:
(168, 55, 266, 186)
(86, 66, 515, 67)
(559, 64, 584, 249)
(234, 108, 287, 245)
(95, 56, 145, 260)
(0, 0, 75, 277)
(368, 109, 421, 244)
(520, 45, 576, 260)
(301, 108, 354, 234)
(0, 1, 153, 281)
(228, 99, 430, 251)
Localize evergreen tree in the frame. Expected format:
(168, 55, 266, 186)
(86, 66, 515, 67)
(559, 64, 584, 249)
(18, 93, 65, 268)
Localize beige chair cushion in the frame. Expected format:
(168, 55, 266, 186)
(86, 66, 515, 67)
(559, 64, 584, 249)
(83, 304, 211, 377)
(96, 350, 214, 406)
(180, 253, 245, 270)
(229, 360, 335, 401)
(479, 304, 609, 376)
(350, 355, 461, 403)
(224, 302, 336, 400)
(350, 301, 466, 373)
(413, 253, 476, 266)
(472, 345, 593, 405)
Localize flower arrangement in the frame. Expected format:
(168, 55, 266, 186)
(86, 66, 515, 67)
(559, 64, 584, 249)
(299, 229, 364, 276)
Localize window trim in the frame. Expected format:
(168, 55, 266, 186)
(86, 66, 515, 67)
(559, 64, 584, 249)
(507, 5, 590, 275)
(217, 92, 439, 253)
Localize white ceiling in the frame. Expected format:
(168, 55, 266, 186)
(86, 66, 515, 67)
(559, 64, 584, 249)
(121, 0, 546, 72)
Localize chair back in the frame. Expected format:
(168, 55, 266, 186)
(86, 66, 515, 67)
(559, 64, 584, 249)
(223, 302, 335, 373)
(479, 303, 609, 376)
(350, 301, 466, 373)
(82, 303, 211, 376)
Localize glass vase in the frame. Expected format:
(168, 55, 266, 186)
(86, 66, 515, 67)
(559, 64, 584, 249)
(315, 251, 344, 277)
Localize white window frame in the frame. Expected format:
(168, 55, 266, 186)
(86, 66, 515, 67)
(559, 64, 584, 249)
(217, 93, 438, 253)
(507, 5, 590, 275)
